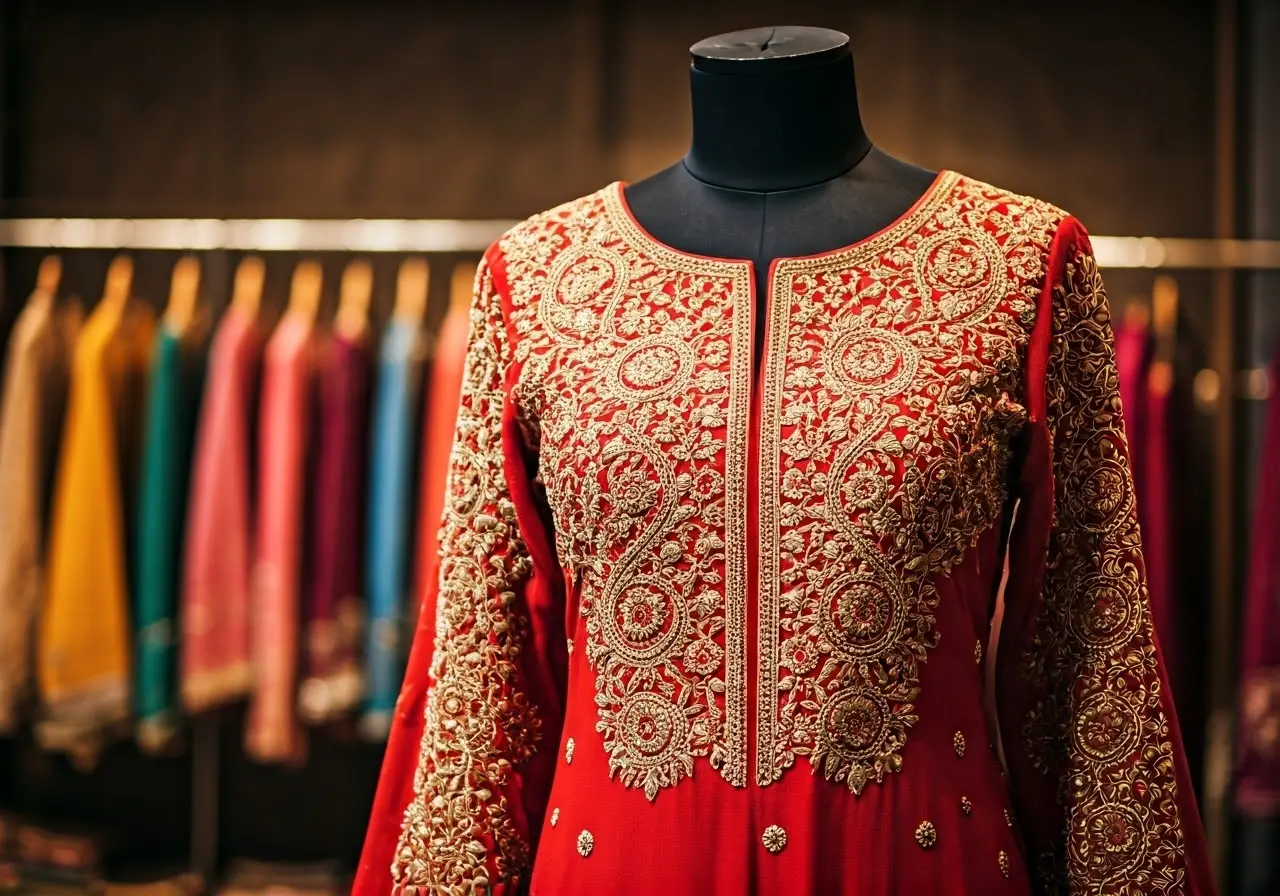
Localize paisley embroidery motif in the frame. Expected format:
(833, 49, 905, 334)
(1021, 245, 1188, 893)
(756, 179, 1060, 789)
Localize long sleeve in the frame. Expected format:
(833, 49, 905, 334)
(180, 307, 259, 712)
(355, 247, 567, 896)
(996, 218, 1216, 894)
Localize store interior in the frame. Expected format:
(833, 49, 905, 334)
(0, 1, 1277, 894)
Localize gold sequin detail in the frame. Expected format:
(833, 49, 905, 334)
(999, 850, 1010, 878)
(566, 637, 574, 655)
(762, 824, 788, 854)
(576, 830, 594, 857)
(550, 808, 559, 827)
(961, 796, 972, 816)
(915, 821, 937, 849)
(1004, 808, 1013, 828)
(1020, 235, 1189, 893)
(953, 730, 966, 757)
(565, 737, 575, 764)
(975, 639, 983, 664)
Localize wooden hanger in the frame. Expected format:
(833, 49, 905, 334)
(335, 259, 373, 340)
(450, 260, 476, 315)
(101, 254, 134, 315)
(393, 257, 429, 325)
(231, 256, 266, 319)
(164, 255, 201, 334)
(287, 259, 323, 325)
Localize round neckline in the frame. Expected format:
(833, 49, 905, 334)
(604, 168, 959, 272)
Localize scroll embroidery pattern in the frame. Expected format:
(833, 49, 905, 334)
(1021, 245, 1188, 893)
(500, 192, 753, 796)
(758, 177, 1062, 790)
(391, 259, 539, 893)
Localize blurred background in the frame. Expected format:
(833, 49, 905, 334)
(0, 1, 1276, 893)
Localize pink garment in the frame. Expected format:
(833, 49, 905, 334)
(180, 305, 261, 712)
(1235, 348, 1280, 814)
(246, 312, 314, 765)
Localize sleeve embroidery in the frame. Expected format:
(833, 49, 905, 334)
(1020, 233, 1189, 893)
(390, 255, 541, 893)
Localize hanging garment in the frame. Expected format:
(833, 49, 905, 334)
(297, 329, 371, 725)
(134, 320, 206, 752)
(355, 173, 1216, 896)
(38, 298, 155, 756)
(245, 311, 315, 765)
(410, 292, 469, 642)
(180, 304, 261, 712)
(0, 296, 79, 732)
(1235, 347, 1280, 814)
(358, 318, 426, 741)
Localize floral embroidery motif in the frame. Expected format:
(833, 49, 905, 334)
(501, 189, 752, 796)
(953, 730, 967, 757)
(961, 796, 972, 816)
(761, 824, 788, 854)
(390, 259, 540, 893)
(550, 808, 559, 827)
(915, 821, 937, 849)
(1020, 243, 1188, 893)
(975, 639, 984, 664)
(999, 850, 1011, 878)
(757, 176, 1059, 790)
(565, 737, 575, 764)
(576, 830, 594, 857)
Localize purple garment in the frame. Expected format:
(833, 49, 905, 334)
(297, 329, 371, 725)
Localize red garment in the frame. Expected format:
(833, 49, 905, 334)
(356, 174, 1215, 895)
(246, 311, 314, 765)
(411, 295, 470, 637)
(1235, 348, 1280, 814)
(180, 305, 260, 711)
(298, 329, 371, 725)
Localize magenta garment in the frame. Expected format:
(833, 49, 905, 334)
(297, 329, 371, 725)
(1235, 348, 1280, 814)
(180, 305, 260, 712)
(246, 312, 314, 765)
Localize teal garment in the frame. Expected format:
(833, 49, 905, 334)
(360, 318, 425, 740)
(134, 322, 206, 752)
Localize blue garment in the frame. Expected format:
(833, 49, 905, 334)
(360, 319, 426, 740)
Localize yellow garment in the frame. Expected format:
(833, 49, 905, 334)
(37, 297, 155, 756)
(0, 295, 80, 732)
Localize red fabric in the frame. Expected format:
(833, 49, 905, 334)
(1235, 347, 1280, 814)
(358, 182, 1215, 895)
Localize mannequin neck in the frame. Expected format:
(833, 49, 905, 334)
(683, 49, 872, 193)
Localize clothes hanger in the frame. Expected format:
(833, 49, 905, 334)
(287, 259, 323, 326)
(392, 257, 429, 326)
(163, 255, 201, 335)
(334, 259, 373, 340)
(449, 260, 476, 315)
(100, 254, 134, 324)
(1149, 274, 1178, 397)
(32, 254, 62, 306)
(231, 256, 266, 319)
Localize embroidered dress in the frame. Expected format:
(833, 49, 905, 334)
(357, 172, 1215, 895)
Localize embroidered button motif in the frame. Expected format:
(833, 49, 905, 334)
(565, 737, 575, 764)
(915, 821, 937, 849)
(960, 796, 972, 816)
(550, 808, 559, 827)
(953, 730, 966, 757)
(762, 825, 787, 854)
(577, 830, 594, 857)
(998, 850, 1010, 877)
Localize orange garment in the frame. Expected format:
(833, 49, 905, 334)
(0, 294, 79, 732)
(245, 310, 314, 765)
(38, 296, 154, 757)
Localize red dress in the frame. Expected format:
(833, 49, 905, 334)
(355, 172, 1216, 895)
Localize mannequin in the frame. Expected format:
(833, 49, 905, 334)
(624, 26, 937, 369)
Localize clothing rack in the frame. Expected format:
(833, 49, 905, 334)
(1, 220, 1277, 887)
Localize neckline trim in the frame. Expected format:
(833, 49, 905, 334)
(603, 169, 960, 272)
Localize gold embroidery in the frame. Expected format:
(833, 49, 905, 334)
(1005, 808, 1013, 828)
(975, 639, 984, 664)
(501, 186, 753, 795)
(953, 730, 966, 757)
(762, 824, 788, 854)
(550, 808, 559, 827)
(1021, 243, 1188, 893)
(758, 175, 1060, 789)
(915, 821, 937, 849)
(576, 830, 594, 857)
(999, 850, 1011, 878)
(565, 737, 575, 764)
(961, 796, 972, 816)
(390, 259, 540, 893)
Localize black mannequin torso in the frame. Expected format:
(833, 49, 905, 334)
(623, 26, 937, 370)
